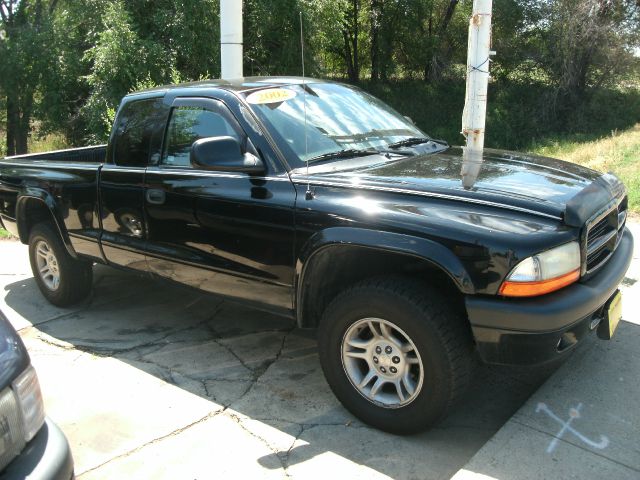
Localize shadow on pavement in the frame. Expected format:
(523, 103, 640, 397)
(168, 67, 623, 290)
(3, 264, 564, 479)
(451, 319, 640, 480)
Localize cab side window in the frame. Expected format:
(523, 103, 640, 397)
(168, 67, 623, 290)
(162, 107, 240, 167)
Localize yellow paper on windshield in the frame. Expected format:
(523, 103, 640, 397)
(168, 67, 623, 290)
(246, 88, 296, 105)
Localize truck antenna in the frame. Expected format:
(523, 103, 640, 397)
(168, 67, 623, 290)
(300, 11, 313, 200)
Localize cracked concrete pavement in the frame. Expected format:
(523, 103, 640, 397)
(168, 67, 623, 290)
(0, 240, 566, 479)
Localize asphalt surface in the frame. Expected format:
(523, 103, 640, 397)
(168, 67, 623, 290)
(0, 239, 561, 479)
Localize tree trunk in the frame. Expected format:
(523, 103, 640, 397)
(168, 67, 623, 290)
(5, 91, 31, 155)
(16, 126, 28, 154)
(341, 0, 360, 83)
(424, 0, 459, 82)
(17, 94, 32, 154)
(352, 0, 359, 81)
(440, 0, 459, 34)
(423, 3, 434, 81)
(370, 0, 380, 81)
(342, 29, 356, 82)
(6, 98, 18, 156)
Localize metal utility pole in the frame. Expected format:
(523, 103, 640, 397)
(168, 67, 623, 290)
(461, 0, 493, 189)
(220, 0, 243, 79)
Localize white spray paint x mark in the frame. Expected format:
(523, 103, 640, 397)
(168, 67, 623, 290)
(536, 402, 610, 453)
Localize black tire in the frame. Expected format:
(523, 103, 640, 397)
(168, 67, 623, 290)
(28, 223, 93, 307)
(318, 277, 473, 434)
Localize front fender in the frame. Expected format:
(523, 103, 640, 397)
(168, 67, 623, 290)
(16, 190, 78, 258)
(294, 227, 475, 327)
(295, 227, 474, 317)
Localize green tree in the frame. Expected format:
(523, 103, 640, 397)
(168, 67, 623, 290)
(244, 0, 305, 75)
(1, 0, 639, 153)
(39, 0, 219, 143)
(37, 0, 110, 144)
(80, 1, 163, 141)
(0, 0, 57, 155)
(540, 0, 640, 97)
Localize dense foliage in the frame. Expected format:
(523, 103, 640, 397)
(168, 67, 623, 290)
(0, 0, 639, 156)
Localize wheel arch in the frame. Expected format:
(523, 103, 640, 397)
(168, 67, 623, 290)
(16, 192, 77, 258)
(295, 227, 474, 328)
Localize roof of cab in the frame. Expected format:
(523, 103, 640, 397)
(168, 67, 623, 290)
(126, 76, 332, 98)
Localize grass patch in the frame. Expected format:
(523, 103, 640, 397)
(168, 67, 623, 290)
(0, 227, 12, 239)
(531, 125, 640, 213)
(0, 131, 69, 157)
(29, 133, 69, 153)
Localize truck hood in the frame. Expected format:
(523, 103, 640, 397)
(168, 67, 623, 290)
(296, 147, 622, 223)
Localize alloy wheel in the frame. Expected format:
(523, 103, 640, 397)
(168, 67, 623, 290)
(34, 240, 61, 291)
(341, 317, 424, 408)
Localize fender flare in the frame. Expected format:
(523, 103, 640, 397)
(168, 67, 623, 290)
(16, 190, 78, 259)
(295, 227, 475, 323)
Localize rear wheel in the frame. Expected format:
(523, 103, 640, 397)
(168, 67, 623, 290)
(318, 277, 472, 434)
(28, 223, 93, 307)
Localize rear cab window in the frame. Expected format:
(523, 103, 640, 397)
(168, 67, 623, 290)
(111, 97, 169, 167)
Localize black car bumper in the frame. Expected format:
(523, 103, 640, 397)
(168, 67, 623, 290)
(0, 418, 74, 480)
(466, 228, 633, 366)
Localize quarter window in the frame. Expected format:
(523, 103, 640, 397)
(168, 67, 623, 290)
(162, 107, 240, 167)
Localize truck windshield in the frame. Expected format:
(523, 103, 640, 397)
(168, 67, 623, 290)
(244, 83, 428, 167)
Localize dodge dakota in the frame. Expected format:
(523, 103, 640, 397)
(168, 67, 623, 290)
(0, 78, 632, 433)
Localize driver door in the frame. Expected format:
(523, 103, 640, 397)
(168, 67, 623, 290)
(143, 97, 296, 314)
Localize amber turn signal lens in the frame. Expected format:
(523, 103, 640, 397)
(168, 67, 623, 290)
(499, 269, 580, 297)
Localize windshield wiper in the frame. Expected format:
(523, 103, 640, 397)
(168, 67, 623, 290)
(387, 137, 431, 149)
(387, 137, 449, 149)
(306, 148, 379, 164)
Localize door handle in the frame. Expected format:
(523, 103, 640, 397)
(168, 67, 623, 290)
(146, 189, 166, 205)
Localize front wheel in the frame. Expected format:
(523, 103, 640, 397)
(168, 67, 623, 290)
(29, 223, 93, 307)
(318, 277, 473, 434)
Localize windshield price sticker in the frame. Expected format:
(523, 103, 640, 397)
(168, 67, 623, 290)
(246, 88, 296, 105)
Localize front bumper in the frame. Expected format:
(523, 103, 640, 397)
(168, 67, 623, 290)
(0, 418, 74, 480)
(466, 228, 633, 365)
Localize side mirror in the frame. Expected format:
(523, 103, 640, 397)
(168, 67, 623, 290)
(190, 136, 264, 174)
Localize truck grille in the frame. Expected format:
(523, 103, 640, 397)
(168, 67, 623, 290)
(0, 387, 26, 472)
(585, 198, 627, 274)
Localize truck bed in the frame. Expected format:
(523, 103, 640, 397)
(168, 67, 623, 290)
(3, 145, 107, 164)
(0, 146, 106, 260)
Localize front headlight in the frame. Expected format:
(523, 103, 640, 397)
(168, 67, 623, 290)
(12, 366, 45, 442)
(499, 242, 581, 297)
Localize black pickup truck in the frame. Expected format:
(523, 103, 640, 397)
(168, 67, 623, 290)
(0, 77, 632, 434)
